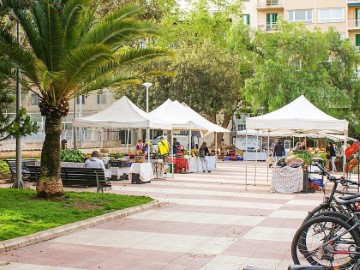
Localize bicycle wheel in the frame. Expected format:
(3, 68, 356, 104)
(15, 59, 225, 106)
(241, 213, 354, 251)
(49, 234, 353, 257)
(292, 216, 360, 269)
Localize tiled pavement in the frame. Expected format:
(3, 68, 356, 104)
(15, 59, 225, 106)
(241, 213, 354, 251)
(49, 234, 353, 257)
(0, 161, 324, 270)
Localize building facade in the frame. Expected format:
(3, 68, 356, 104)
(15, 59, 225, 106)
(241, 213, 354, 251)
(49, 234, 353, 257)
(242, 0, 360, 47)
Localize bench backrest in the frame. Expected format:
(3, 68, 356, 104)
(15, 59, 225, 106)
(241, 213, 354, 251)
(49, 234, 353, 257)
(5, 159, 37, 173)
(27, 165, 105, 187)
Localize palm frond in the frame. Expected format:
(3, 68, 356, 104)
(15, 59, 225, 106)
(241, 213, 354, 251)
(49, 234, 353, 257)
(0, 28, 37, 82)
(80, 20, 158, 50)
(61, 0, 90, 52)
(74, 73, 142, 97)
(13, 8, 46, 63)
(103, 4, 144, 23)
(60, 44, 113, 96)
(116, 47, 174, 66)
(35, 59, 65, 91)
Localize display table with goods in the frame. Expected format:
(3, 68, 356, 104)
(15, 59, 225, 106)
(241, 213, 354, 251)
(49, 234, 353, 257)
(188, 156, 217, 173)
(129, 162, 153, 184)
(172, 157, 189, 173)
(271, 166, 304, 193)
(243, 151, 268, 161)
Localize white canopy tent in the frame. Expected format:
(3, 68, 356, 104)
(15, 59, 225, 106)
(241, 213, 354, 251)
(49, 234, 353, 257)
(244, 95, 349, 189)
(72, 96, 172, 130)
(246, 95, 348, 134)
(72, 96, 172, 162)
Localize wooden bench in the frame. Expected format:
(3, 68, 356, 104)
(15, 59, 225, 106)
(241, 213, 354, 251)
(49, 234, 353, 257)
(27, 166, 111, 193)
(5, 158, 37, 181)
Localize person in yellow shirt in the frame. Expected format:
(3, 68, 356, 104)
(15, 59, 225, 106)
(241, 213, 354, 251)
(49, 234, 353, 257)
(157, 136, 170, 161)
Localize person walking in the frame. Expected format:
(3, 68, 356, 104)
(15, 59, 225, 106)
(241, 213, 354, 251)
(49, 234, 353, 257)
(199, 142, 211, 173)
(273, 140, 285, 163)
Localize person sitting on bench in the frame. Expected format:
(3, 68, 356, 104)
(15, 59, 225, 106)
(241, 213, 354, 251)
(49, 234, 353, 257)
(85, 151, 105, 171)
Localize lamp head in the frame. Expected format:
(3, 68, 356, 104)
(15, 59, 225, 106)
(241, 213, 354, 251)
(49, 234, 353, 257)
(142, 82, 153, 88)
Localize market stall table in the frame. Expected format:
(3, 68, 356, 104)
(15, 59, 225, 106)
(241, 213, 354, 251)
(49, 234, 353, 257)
(271, 166, 303, 193)
(188, 156, 216, 173)
(129, 163, 153, 183)
(173, 158, 189, 173)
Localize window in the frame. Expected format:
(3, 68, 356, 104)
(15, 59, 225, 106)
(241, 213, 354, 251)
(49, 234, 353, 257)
(76, 95, 85, 104)
(266, 13, 278, 31)
(287, 9, 312, 24)
(242, 14, 250, 25)
(97, 93, 106, 104)
(31, 93, 39, 105)
(318, 8, 344, 23)
(356, 34, 360, 46)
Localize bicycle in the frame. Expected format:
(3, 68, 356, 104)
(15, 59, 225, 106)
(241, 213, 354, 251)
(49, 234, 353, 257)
(292, 195, 360, 269)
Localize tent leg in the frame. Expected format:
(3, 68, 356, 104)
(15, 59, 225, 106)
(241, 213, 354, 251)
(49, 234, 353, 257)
(254, 130, 258, 186)
(245, 131, 248, 191)
(171, 130, 174, 179)
(267, 132, 270, 182)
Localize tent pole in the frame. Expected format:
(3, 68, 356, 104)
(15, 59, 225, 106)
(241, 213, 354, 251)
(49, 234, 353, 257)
(254, 130, 258, 186)
(267, 131, 270, 182)
(147, 126, 150, 163)
(343, 130, 347, 175)
(215, 132, 218, 159)
(101, 128, 104, 149)
(245, 130, 248, 191)
(171, 130, 174, 179)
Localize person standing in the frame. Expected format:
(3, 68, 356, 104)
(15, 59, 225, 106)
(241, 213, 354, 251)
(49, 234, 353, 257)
(327, 142, 337, 172)
(199, 142, 211, 173)
(157, 136, 170, 161)
(135, 139, 145, 155)
(274, 140, 285, 163)
(85, 151, 105, 171)
(173, 137, 181, 155)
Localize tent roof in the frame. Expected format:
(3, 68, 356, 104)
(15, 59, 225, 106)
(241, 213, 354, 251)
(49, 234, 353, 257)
(246, 95, 348, 134)
(72, 96, 172, 130)
(179, 101, 230, 133)
(149, 99, 208, 131)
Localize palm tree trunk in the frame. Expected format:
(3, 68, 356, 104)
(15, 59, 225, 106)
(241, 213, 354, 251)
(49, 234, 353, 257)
(37, 113, 64, 197)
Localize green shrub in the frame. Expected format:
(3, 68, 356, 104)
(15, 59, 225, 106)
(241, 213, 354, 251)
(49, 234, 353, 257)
(60, 149, 85, 163)
(0, 160, 10, 175)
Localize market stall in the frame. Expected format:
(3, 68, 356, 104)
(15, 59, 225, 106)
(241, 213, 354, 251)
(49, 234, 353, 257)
(245, 95, 349, 190)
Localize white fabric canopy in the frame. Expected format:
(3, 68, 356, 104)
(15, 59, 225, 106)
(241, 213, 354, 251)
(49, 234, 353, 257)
(246, 95, 348, 134)
(179, 101, 230, 133)
(72, 96, 172, 130)
(149, 99, 208, 132)
(237, 129, 296, 137)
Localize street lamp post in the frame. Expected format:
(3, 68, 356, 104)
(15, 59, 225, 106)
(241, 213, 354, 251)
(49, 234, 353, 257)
(142, 82, 153, 163)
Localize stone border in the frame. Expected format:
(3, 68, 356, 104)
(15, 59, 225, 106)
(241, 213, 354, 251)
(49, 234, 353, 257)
(0, 200, 161, 253)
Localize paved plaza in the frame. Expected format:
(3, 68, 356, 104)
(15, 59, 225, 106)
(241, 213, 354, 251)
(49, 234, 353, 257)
(0, 161, 324, 270)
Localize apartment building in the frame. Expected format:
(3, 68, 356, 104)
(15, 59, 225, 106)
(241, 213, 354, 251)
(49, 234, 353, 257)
(242, 0, 360, 47)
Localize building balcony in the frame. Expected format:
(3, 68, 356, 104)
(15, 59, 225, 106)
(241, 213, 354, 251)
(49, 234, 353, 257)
(348, 19, 360, 30)
(348, 1, 360, 7)
(257, 0, 284, 10)
(258, 23, 279, 32)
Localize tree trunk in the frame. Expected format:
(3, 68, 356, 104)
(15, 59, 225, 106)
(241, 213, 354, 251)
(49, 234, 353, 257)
(216, 113, 232, 145)
(37, 113, 64, 197)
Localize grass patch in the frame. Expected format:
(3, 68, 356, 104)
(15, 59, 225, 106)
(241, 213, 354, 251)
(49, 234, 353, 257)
(0, 188, 153, 241)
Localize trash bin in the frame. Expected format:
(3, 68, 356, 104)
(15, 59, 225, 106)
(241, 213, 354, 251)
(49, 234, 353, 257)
(61, 139, 67, 150)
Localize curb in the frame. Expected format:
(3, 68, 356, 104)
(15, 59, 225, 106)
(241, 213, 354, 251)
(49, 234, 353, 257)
(0, 200, 161, 253)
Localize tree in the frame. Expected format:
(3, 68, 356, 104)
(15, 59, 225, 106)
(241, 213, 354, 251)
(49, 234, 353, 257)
(121, 0, 253, 143)
(0, 0, 171, 197)
(245, 22, 360, 134)
(0, 0, 37, 142)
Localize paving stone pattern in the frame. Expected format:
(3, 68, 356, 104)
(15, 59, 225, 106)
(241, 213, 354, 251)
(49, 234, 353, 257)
(0, 161, 324, 270)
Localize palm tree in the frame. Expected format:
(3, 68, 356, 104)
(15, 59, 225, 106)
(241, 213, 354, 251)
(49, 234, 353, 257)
(0, 0, 171, 197)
